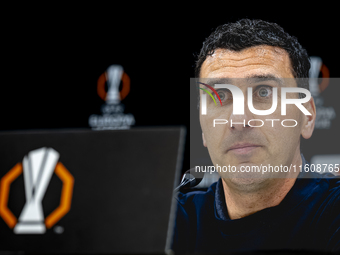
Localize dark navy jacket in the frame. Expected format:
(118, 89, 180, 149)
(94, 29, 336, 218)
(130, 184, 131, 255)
(172, 160, 340, 253)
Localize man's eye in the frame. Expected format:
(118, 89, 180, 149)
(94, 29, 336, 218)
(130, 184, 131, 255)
(256, 86, 272, 98)
(215, 89, 230, 102)
(218, 91, 225, 100)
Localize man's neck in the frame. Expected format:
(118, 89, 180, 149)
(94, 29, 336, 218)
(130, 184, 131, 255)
(222, 155, 302, 220)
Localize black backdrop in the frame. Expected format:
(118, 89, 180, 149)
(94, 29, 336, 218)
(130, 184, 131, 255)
(2, 11, 339, 176)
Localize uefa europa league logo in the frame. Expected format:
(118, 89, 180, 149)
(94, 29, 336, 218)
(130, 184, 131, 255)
(14, 148, 59, 234)
(0, 147, 74, 234)
(89, 64, 135, 130)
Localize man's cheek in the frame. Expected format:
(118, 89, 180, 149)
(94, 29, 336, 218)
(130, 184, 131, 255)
(284, 103, 305, 119)
(201, 114, 216, 130)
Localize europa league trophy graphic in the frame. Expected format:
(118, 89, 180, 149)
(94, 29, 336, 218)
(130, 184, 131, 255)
(309, 56, 323, 97)
(14, 147, 59, 234)
(308, 56, 335, 129)
(88, 65, 135, 130)
(106, 65, 123, 105)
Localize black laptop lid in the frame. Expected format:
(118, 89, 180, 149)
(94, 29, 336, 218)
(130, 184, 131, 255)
(0, 127, 185, 254)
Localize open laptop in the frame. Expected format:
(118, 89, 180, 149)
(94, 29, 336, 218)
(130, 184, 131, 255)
(0, 127, 185, 254)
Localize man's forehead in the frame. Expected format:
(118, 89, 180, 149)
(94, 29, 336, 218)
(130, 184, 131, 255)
(200, 45, 294, 79)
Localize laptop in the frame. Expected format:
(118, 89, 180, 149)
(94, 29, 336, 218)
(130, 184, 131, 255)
(0, 127, 185, 254)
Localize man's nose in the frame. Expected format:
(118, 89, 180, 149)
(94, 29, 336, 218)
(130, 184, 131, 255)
(228, 100, 254, 131)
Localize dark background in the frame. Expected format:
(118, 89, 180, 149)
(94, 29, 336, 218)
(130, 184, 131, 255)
(2, 11, 339, 176)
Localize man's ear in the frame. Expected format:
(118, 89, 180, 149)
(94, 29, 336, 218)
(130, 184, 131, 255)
(202, 133, 207, 147)
(301, 97, 316, 139)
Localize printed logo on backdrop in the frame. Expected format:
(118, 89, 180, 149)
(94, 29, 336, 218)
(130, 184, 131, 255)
(0, 147, 74, 234)
(309, 56, 335, 129)
(88, 65, 136, 130)
(308, 57, 339, 168)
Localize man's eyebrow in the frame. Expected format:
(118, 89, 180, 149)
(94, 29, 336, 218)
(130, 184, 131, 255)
(199, 75, 285, 87)
(199, 78, 233, 87)
(245, 74, 285, 86)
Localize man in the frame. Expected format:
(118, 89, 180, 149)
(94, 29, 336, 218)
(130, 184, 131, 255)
(172, 19, 340, 253)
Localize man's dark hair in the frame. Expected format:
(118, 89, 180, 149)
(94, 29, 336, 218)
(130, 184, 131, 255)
(195, 19, 310, 89)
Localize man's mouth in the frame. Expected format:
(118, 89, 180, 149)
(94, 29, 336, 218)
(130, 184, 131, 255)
(227, 143, 262, 155)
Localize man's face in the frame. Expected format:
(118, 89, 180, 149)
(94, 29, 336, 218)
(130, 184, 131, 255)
(199, 46, 315, 189)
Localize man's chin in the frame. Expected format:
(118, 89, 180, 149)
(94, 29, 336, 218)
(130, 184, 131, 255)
(219, 170, 278, 192)
(221, 176, 268, 192)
